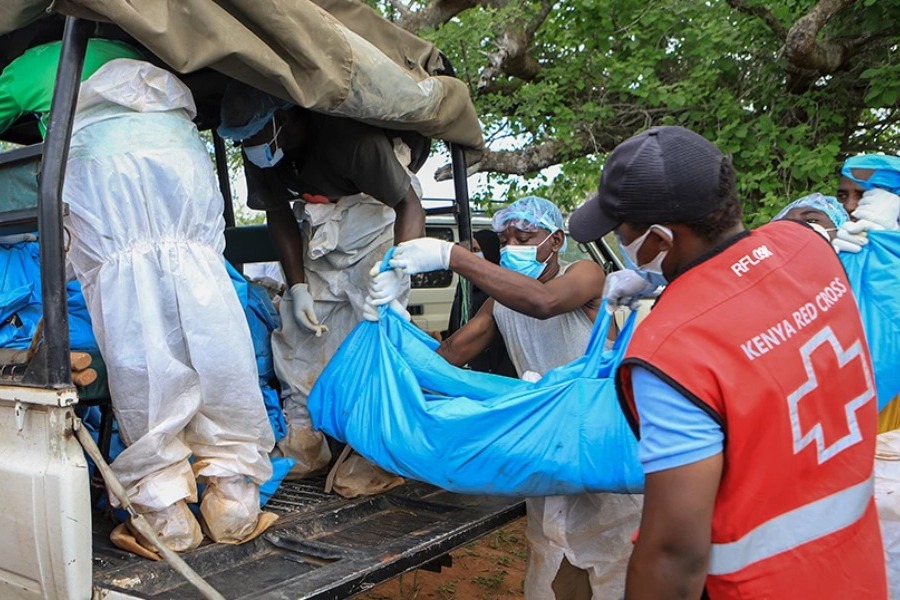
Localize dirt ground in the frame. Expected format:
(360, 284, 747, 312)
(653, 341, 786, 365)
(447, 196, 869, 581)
(357, 517, 528, 600)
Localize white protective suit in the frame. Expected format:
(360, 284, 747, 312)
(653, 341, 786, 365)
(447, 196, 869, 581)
(875, 429, 900, 598)
(272, 192, 409, 489)
(64, 59, 274, 541)
(492, 268, 643, 599)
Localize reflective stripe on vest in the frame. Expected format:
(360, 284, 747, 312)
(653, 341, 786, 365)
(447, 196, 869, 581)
(708, 476, 873, 575)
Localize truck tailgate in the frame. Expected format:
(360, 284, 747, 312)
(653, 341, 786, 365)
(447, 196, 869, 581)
(92, 478, 524, 599)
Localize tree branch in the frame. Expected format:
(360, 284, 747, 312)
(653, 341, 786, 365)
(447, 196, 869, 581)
(726, 0, 788, 40)
(388, 0, 413, 19)
(784, 0, 856, 72)
(398, 0, 508, 34)
(433, 122, 636, 180)
(476, 0, 553, 92)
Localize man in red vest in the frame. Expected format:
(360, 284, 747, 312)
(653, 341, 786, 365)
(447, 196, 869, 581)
(569, 126, 886, 599)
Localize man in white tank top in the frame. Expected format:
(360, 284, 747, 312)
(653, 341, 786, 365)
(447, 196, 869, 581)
(367, 195, 642, 599)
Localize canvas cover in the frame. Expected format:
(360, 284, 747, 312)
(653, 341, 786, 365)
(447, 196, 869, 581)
(0, 0, 484, 154)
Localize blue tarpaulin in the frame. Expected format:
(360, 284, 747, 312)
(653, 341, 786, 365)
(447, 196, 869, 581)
(309, 300, 644, 497)
(226, 261, 287, 442)
(841, 231, 900, 410)
(2, 241, 293, 504)
(0, 240, 97, 351)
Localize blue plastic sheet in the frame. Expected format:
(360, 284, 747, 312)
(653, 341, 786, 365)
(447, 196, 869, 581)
(841, 231, 900, 410)
(0, 239, 98, 351)
(309, 298, 644, 497)
(842, 155, 900, 194)
(226, 261, 287, 442)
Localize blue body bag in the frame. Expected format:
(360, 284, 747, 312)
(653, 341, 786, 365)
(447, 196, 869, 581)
(0, 240, 97, 351)
(308, 302, 644, 497)
(841, 231, 900, 410)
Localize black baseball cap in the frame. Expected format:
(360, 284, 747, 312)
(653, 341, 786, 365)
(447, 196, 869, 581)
(569, 126, 727, 242)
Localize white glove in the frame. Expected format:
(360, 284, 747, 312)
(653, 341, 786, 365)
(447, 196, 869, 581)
(367, 266, 406, 306)
(833, 219, 881, 254)
(0, 233, 37, 245)
(521, 370, 542, 383)
(603, 270, 657, 314)
(287, 283, 328, 336)
(362, 297, 411, 322)
(852, 189, 900, 230)
(388, 238, 453, 275)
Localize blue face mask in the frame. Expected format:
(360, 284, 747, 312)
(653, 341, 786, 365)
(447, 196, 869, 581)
(243, 119, 283, 169)
(500, 233, 553, 279)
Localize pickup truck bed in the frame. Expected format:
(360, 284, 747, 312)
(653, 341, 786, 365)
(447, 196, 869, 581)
(92, 478, 525, 599)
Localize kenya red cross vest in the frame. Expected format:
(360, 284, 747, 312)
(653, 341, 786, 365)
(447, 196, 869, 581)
(619, 221, 886, 599)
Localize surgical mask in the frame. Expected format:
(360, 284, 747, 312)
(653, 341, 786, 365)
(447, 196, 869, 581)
(243, 119, 283, 168)
(500, 233, 553, 279)
(809, 223, 836, 240)
(618, 225, 672, 287)
(473, 251, 485, 259)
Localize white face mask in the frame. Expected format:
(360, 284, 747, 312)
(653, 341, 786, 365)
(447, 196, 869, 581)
(243, 118, 283, 169)
(473, 251, 485, 259)
(619, 225, 673, 283)
(809, 223, 836, 240)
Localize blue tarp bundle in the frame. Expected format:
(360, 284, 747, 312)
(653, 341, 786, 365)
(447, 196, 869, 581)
(1, 241, 294, 503)
(0, 239, 98, 351)
(226, 261, 288, 442)
(841, 231, 900, 410)
(309, 300, 644, 497)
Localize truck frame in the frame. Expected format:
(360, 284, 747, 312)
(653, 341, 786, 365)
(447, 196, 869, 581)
(0, 13, 526, 600)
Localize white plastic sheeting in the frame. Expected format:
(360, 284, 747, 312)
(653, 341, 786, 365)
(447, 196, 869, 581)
(272, 135, 417, 484)
(524, 486, 642, 598)
(64, 60, 274, 528)
(272, 192, 400, 477)
(875, 429, 900, 599)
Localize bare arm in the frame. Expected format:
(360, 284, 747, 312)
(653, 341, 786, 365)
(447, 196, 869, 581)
(626, 453, 723, 600)
(448, 247, 605, 320)
(392, 185, 426, 244)
(436, 299, 501, 367)
(266, 208, 305, 287)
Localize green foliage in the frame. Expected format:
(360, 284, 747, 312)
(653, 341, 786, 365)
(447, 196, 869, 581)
(417, 0, 899, 222)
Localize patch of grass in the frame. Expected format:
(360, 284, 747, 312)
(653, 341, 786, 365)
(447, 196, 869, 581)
(484, 526, 523, 552)
(436, 578, 458, 599)
(496, 554, 513, 568)
(509, 546, 527, 560)
(472, 569, 507, 591)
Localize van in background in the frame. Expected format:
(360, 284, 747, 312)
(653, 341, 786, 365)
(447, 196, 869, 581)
(407, 214, 492, 332)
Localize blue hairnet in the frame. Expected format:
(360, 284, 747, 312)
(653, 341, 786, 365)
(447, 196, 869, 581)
(773, 193, 849, 228)
(841, 154, 900, 194)
(492, 195, 567, 252)
(218, 80, 294, 141)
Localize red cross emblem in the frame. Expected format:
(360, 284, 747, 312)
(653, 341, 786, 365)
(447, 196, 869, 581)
(787, 326, 875, 464)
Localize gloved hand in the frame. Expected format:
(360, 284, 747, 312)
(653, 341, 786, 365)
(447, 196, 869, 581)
(288, 283, 328, 336)
(388, 238, 454, 275)
(521, 370, 542, 383)
(832, 238, 864, 254)
(833, 219, 880, 253)
(367, 266, 406, 306)
(362, 297, 411, 322)
(852, 189, 900, 230)
(603, 270, 657, 314)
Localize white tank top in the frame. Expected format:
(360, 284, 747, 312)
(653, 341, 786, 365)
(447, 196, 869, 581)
(491, 263, 595, 377)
